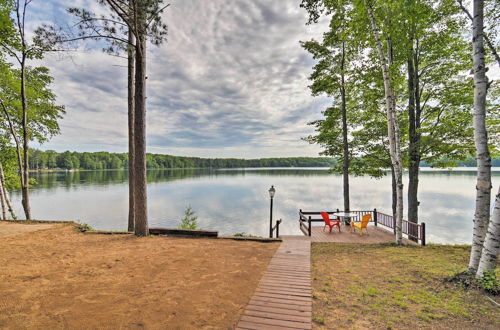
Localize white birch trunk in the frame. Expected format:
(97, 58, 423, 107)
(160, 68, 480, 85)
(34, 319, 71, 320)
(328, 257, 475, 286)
(367, 3, 404, 244)
(468, 0, 492, 272)
(0, 175, 6, 220)
(477, 186, 500, 277)
(0, 163, 17, 220)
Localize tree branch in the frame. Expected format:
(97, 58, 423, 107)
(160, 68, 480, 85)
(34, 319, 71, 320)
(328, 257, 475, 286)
(457, 0, 500, 68)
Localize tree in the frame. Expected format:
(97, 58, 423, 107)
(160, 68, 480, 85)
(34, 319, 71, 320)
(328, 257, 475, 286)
(301, 36, 352, 211)
(457, 0, 500, 69)
(365, 0, 404, 244)
(178, 206, 198, 230)
(301, 0, 395, 214)
(301, 0, 478, 244)
(477, 186, 500, 277)
(0, 60, 64, 220)
(401, 0, 475, 241)
(0, 138, 18, 220)
(472, 0, 500, 278)
(37, 0, 168, 236)
(467, 0, 492, 272)
(0, 0, 66, 219)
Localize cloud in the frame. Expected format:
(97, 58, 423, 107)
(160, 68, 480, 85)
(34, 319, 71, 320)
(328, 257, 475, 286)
(28, 0, 330, 157)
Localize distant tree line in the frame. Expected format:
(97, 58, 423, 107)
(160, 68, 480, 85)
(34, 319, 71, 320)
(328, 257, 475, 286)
(28, 149, 337, 170)
(28, 149, 500, 171)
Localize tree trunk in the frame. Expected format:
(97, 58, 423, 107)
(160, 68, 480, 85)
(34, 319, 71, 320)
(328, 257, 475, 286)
(469, 0, 492, 272)
(367, 2, 404, 244)
(0, 173, 6, 220)
(127, 27, 136, 232)
(0, 100, 25, 192)
(340, 41, 350, 212)
(391, 165, 396, 219)
(0, 163, 17, 220)
(20, 56, 31, 220)
(407, 50, 420, 243)
(133, 13, 149, 236)
(477, 185, 500, 277)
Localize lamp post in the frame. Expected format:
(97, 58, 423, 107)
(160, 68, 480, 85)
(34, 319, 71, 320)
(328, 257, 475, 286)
(269, 185, 275, 238)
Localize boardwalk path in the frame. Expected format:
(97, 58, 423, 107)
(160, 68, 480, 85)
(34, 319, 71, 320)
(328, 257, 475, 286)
(236, 224, 404, 329)
(236, 237, 312, 330)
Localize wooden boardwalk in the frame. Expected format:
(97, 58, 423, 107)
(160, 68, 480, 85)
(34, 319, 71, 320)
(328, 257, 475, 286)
(236, 238, 312, 330)
(236, 223, 411, 328)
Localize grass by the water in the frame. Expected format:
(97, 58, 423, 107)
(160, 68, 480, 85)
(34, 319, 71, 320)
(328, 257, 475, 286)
(311, 243, 500, 329)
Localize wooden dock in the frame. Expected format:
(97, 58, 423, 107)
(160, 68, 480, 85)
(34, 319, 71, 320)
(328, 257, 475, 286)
(301, 224, 406, 243)
(236, 238, 312, 330)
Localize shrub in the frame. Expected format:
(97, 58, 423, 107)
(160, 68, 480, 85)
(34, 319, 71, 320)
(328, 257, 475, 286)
(479, 270, 499, 293)
(178, 205, 198, 230)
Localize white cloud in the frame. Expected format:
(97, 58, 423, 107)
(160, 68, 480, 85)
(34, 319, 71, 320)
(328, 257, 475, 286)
(28, 0, 330, 157)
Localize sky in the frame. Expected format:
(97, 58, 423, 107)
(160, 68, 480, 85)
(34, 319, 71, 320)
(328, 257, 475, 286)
(26, 0, 331, 158)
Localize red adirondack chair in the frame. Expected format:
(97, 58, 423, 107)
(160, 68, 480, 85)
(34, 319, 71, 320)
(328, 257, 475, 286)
(320, 212, 341, 233)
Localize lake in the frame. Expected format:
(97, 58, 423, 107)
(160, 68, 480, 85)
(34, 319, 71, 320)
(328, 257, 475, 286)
(9, 168, 500, 244)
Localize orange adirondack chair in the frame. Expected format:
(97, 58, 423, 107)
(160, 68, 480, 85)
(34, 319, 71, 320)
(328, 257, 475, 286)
(320, 212, 341, 233)
(350, 214, 372, 235)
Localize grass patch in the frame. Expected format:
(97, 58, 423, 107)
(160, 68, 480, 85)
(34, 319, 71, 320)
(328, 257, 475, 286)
(76, 221, 93, 232)
(311, 243, 500, 329)
(233, 232, 260, 238)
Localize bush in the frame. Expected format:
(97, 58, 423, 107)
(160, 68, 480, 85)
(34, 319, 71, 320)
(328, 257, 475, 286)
(479, 270, 499, 293)
(178, 206, 198, 230)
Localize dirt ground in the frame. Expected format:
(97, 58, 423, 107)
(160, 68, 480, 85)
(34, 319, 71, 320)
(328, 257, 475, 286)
(0, 223, 279, 329)
(0, 221, 57, 238)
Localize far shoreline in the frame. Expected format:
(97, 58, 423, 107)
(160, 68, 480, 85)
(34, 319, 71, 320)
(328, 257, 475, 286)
(28, 166, 500, 173)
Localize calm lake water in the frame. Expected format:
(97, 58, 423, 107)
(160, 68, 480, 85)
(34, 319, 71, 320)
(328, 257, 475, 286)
(10, 168, 500, 244)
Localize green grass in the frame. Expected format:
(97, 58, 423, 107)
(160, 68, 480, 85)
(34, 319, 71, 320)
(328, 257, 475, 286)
(311, 243, 500, 329)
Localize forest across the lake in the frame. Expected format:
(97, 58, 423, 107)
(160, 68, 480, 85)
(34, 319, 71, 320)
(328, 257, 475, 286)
(28, 149, 500, 171)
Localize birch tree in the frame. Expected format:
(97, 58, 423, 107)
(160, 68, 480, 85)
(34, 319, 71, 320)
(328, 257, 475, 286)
(0, 161, 17, 220)
(365, 0, 404, 244)
(477, 186, 500, 277)
(468, 0, 492, 272)
(0, 0, 39, 219)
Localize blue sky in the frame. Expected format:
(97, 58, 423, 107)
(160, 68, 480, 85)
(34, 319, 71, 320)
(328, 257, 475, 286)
(27, 0, 330, 158)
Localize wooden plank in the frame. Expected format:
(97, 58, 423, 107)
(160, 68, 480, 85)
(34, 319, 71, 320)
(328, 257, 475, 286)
(262, 273, 311, 280)
(255, 287, 311, 297)
(243, 309, 311, 323)
(240, 315, 311, 329)
(247, 299, 312, 311)
(258, 281, 311, 289)
(245, 304, 311, 317)
(256, 286, 311, 295)
(255, 285, 311, 297)
(236, 320, 301, 330)
(253, 292, 311, 303)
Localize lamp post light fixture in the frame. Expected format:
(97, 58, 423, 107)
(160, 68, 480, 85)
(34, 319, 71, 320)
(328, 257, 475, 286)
(269, 185, 276, 238)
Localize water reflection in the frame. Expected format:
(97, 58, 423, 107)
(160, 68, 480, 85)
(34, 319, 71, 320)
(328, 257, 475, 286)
(10, 168, 500, 244)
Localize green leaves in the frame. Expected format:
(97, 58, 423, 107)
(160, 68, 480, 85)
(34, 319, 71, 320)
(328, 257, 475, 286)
(0, 60, 64, 145)
(302, 0, 483, 174)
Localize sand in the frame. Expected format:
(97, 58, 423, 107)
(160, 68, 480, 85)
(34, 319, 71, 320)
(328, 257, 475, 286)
(0, 221, 57, 238)
(0, 223, 278, 329)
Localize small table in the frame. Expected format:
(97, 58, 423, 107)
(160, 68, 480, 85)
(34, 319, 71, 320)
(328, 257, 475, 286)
(334, 212, 358, 226)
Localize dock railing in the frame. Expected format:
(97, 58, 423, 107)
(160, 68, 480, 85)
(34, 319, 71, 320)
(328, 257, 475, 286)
(271, 218, 282, 238)
(298, 209, 426, 246)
